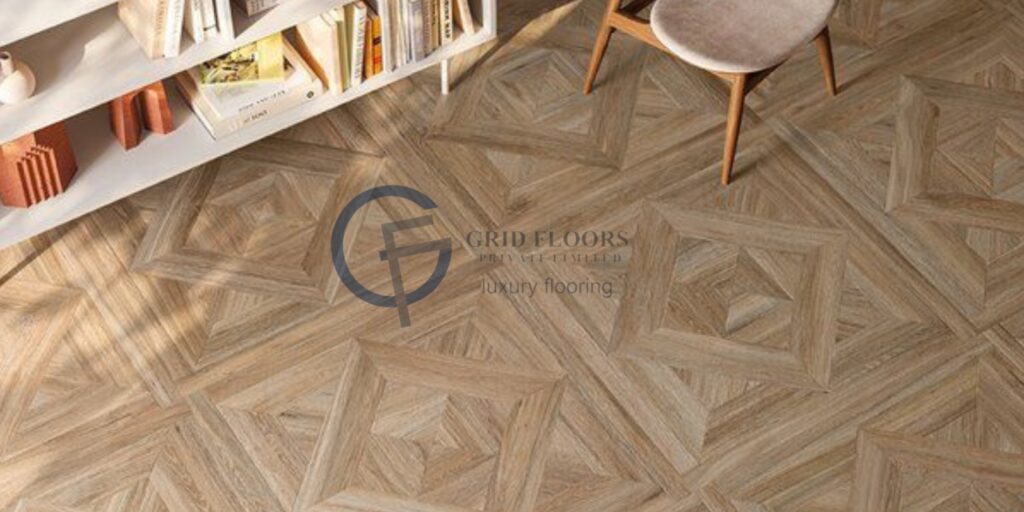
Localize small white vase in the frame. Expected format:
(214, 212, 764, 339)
(0, 51, 36, 104)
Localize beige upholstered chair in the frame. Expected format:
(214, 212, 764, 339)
(583, 0, 839, 184)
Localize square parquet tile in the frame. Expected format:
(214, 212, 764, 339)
(611, 204, 846, 390)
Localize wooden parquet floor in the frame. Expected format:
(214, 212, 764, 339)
(4, 0, 1024, 510)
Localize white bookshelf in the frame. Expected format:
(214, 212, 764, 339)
(0, 0, 496, 248)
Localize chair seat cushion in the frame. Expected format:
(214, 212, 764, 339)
(650, 0, 837, 74)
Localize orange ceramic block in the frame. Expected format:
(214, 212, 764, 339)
(110, 80, 175, 150)
(0, 121, 78, 208)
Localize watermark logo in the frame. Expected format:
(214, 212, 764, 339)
(331, 186, 452, 327)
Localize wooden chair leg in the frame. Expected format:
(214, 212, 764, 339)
(721, 74, 747, 186)
(583, 0, 623, 95)
(814, 26, 837, 96)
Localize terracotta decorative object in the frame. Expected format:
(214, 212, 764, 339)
(109, 80, 174, 150)
(0, 51, 36, 104)
(0, 121, 78, 208)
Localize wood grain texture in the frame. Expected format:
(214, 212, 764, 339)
(3, 0, 1024, 510)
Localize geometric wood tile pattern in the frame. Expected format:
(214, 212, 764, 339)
(3, 0, 1024, 510)
(611, 204, 846, 390)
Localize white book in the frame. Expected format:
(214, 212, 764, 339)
(200, 0, 217, 29)
(408, 0, 424, 62)
(367, 0, 392, 72)
(164, 0, 186, 57)
(184, 0, 206, 44)
(402, 0, 412, 64)
(393, 0, 406, 66)
(215, 0, 234, 38)
(349, 2, 367, 87)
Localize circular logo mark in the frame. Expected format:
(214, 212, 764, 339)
(331, 185, 452, 326)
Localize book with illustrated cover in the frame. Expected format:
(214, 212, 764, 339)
(176, 37, 323, 138)
(198, 33, 285, 86)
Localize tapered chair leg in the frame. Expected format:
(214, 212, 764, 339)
(721, 74, 748, 185)
(814, 26, 837, 96)
(583, 0, 623, 94)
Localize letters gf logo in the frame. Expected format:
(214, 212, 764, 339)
(331, 186, 452, 327)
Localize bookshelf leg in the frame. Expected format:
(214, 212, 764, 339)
(441, 59, 450, 95)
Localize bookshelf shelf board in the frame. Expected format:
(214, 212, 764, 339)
(0, 0, 367, 144)
(0, 0, 118, 47)
(0, 29, 496, 249)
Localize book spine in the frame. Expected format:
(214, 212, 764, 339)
(200, 0, 217, 30)
(176, 70, 322, 139)
(351, 6, 366, 86)
(336, 9, 350, 90)
(423, 0, 433, 54)
(397, 0, 408, 66)
(154, 0, 168, 57)
(185, 0, 206, 44)
(431, 0, 439, 50)
(377, 0, 392, 72)
(215, 0, 234, 38)
(165, 0, 186, 57)
(408, 0, 424, 62)
(372, 16, 383, 74)
(363, 16, 374, 79)
(441, 0, 453, 44)
(216, 81, 322, 138)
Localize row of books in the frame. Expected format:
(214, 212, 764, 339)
(295, 3, 382, 93)
(295, 0, 476, 92)
(119, 0, 285, 60)
(174, 0, 479, 139)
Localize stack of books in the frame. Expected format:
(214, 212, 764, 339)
(118, 0, 288, 59)
(295, 0, 476, 91)
(174, 33, 324, 138)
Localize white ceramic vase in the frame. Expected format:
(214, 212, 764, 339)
(0, 51, 36, 104)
